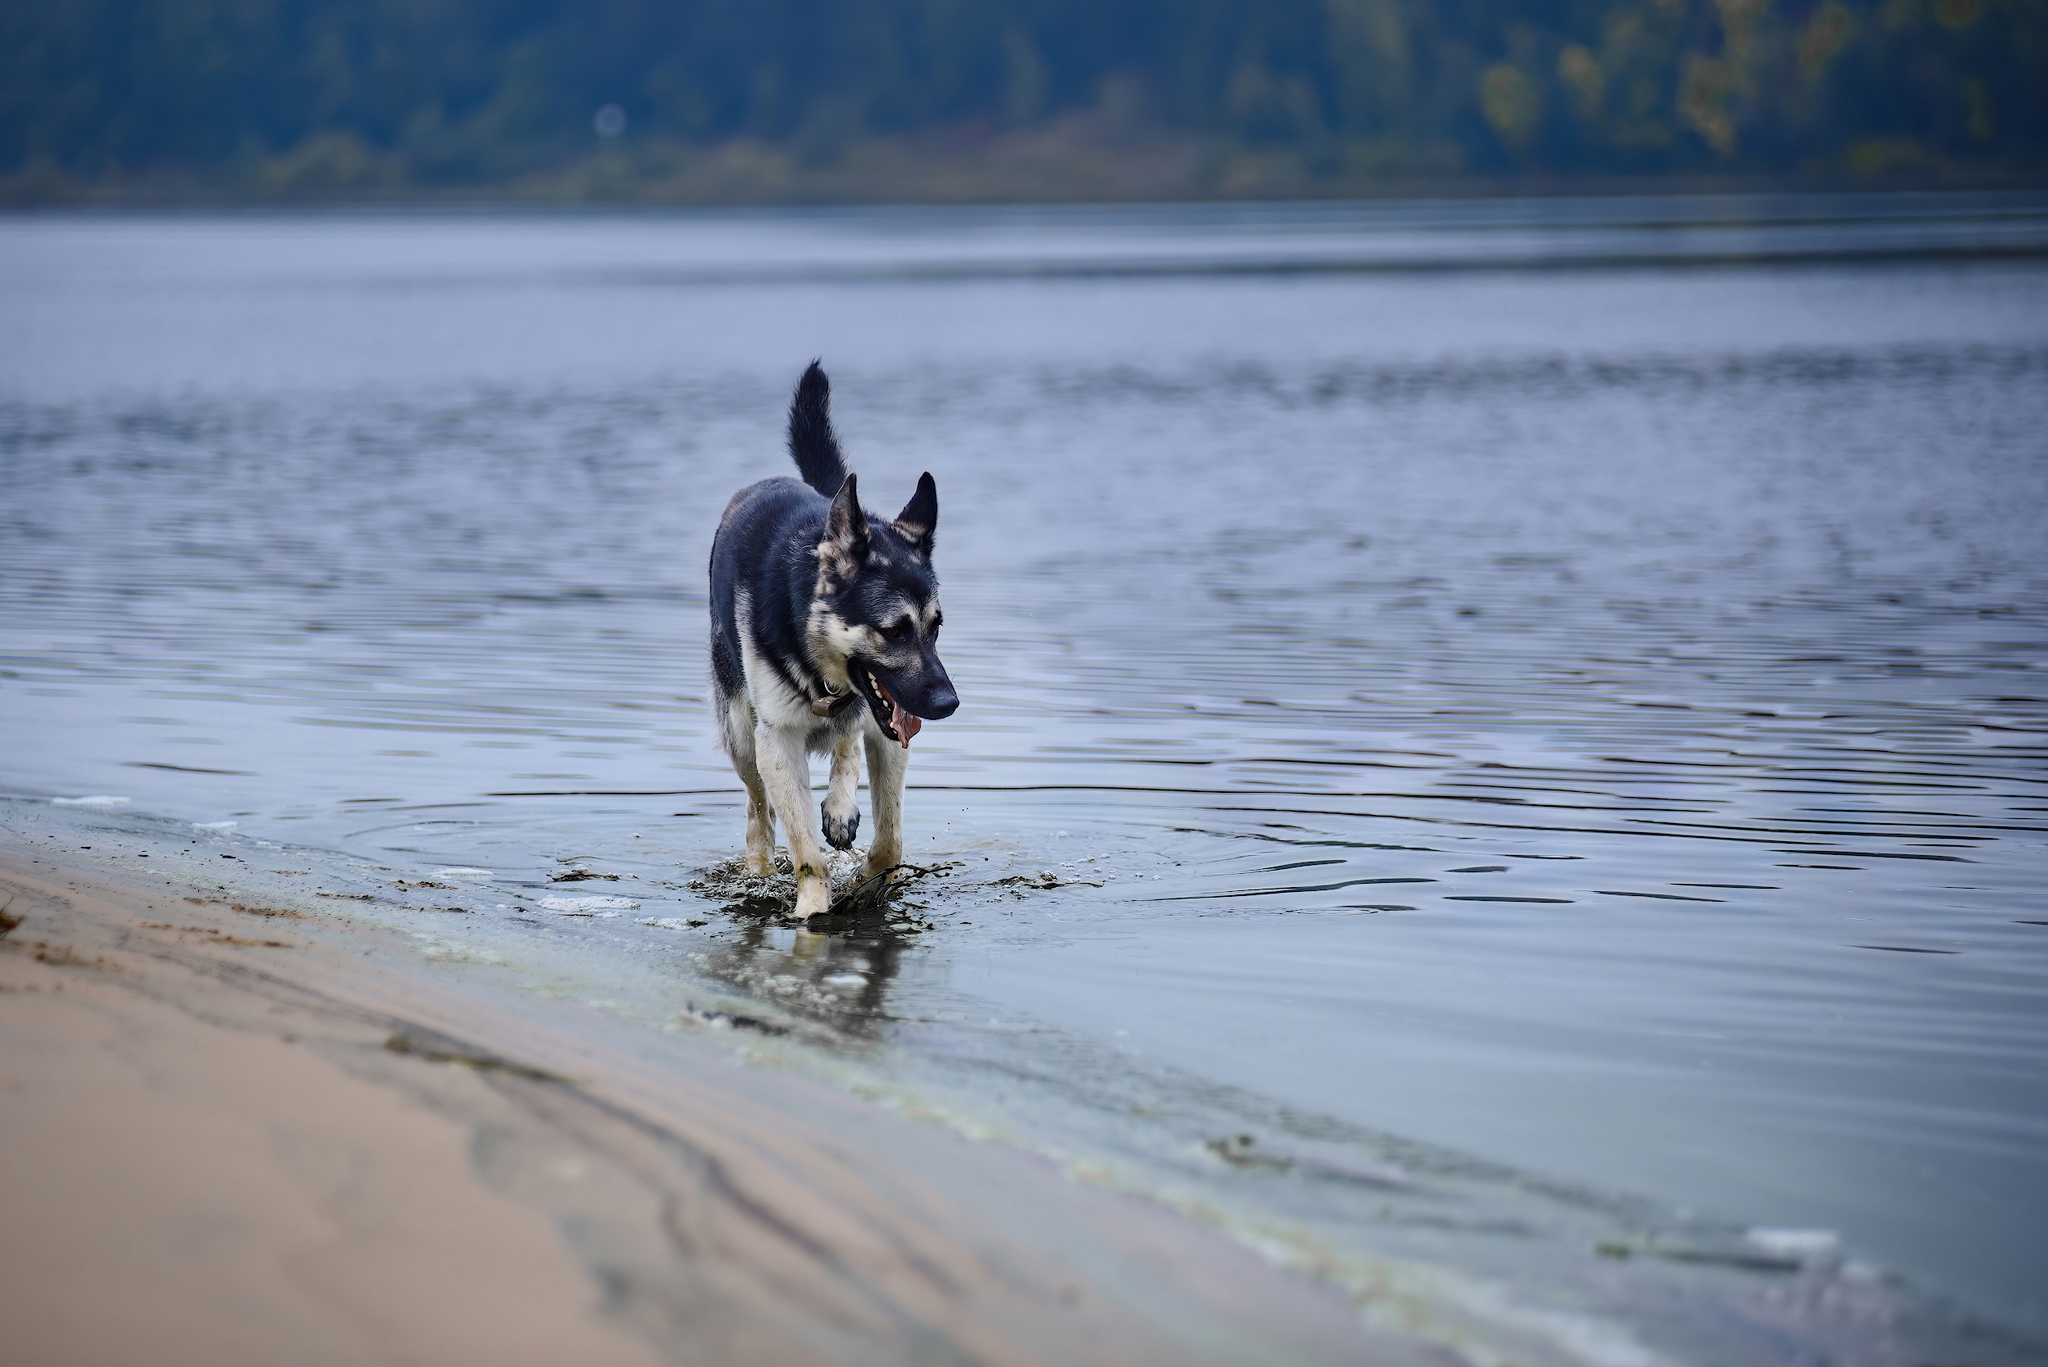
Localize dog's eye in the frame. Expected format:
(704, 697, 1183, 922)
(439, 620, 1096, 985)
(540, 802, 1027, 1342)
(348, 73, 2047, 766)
(881, 619, 913, 640)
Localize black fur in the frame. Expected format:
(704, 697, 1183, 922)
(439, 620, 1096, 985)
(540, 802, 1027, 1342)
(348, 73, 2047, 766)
(822, 807, 860, 849)
(786, 360, 848, 497)
(707, 473, 839, 707)
(895, 471, 937, 556)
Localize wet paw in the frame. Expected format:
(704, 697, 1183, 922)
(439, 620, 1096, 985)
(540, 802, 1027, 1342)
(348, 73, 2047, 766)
(822, 803, 860, 850)
(794, 874, 830, 921)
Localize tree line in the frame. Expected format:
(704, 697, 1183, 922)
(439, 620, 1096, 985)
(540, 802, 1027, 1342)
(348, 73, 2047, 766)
(2, 0, 2041, 199)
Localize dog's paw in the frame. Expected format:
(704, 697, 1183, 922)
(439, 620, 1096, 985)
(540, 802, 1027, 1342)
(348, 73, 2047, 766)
(822, 803, 860, 850)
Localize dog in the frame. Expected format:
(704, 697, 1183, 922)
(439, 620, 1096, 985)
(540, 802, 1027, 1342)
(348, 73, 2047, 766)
(708, 362, 959, 919)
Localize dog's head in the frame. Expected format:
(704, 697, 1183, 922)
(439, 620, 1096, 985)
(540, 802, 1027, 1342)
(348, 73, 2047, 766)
(812, 472, 958, 747)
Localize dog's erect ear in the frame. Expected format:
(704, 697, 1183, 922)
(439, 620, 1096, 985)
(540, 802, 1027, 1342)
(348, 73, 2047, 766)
(820, 473, 868, 582)
(893, 473, 938, 555)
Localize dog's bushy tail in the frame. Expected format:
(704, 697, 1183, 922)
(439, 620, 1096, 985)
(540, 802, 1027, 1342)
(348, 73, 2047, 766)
(788, 361, 849, 496)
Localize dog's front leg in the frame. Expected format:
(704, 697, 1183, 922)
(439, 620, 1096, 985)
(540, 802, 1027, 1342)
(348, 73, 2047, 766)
(862, 727, 908, 883)
(822, 727, 862, 849)
(754, 721, 832, 919)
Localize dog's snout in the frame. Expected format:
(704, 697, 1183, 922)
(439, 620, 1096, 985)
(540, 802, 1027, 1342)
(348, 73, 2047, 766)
(922, 682, 959, 720)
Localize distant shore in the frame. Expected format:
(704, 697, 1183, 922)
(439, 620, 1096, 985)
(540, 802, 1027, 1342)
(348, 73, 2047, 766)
(0, 814, 1458, 1367)
(6, 129, 2043, 211)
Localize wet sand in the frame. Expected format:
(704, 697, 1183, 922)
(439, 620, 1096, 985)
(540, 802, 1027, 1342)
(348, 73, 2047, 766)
(0, 833, 1461, 1367)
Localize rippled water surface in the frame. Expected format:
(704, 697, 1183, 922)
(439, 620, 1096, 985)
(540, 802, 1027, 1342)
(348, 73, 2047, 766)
(4, 198, 2047, 1365)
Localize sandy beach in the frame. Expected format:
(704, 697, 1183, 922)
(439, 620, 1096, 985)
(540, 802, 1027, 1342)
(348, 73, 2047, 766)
(0, 821, 1466, 1367)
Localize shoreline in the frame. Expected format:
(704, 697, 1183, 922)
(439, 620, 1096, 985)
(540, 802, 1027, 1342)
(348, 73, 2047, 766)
(0, 818, 1461, 1367)
(6, 146, 2045, 211)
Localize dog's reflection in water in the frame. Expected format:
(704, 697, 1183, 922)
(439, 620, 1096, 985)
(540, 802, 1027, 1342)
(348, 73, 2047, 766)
(695, 867, 925, 1039)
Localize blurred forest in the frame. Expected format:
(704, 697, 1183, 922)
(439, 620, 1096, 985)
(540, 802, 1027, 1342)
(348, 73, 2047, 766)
(2, 0, 2043, 201)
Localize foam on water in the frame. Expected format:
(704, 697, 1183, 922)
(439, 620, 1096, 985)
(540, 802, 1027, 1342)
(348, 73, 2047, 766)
(539, 896, 638, 914)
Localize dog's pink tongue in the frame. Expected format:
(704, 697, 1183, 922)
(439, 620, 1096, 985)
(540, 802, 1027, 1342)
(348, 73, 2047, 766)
(892, 701, 921, 749)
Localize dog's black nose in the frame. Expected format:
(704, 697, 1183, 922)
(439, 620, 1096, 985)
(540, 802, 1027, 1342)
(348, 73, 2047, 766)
(921, 683, 959, 720)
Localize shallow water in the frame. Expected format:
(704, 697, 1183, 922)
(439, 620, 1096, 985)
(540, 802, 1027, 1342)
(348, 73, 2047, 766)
(4, 197, 2047, 1365)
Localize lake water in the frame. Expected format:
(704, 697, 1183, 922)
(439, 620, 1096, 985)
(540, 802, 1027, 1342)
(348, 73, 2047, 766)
(4, 195, 2047, 1366)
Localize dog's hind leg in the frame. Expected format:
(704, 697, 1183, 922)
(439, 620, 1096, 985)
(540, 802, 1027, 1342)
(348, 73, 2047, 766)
(861, 726, 908, 883)
(742, 781, 777, 878)
(721, 696, 776, 876)
(754, 721, 832, 919)
(822, 728, 861, 850)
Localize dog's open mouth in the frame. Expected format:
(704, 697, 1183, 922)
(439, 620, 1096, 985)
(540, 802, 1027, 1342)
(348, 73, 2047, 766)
(852, 662, 920, 749)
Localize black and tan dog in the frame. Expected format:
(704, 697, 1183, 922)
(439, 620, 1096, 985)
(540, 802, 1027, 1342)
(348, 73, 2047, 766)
(708, 363, 959, 919)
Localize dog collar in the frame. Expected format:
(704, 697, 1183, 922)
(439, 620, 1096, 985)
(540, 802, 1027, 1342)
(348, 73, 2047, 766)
(809, 690, 860, 719)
